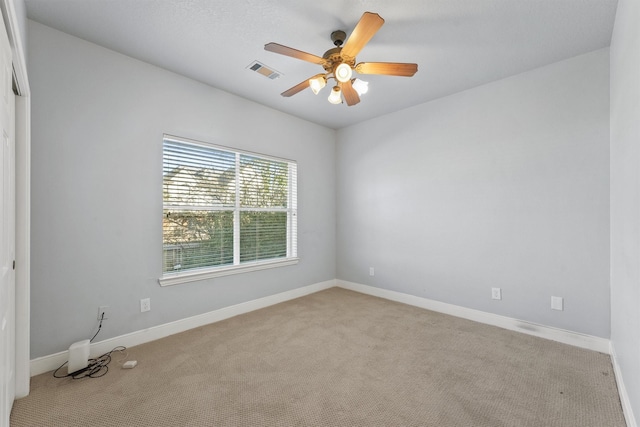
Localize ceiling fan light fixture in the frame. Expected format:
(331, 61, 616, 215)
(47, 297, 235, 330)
(352, 78, 369, 95)
(309, 75, 327, 95)
(328, 86, 342, 104)
(335, 63, 353, 83)
(265, 12, 418, 107)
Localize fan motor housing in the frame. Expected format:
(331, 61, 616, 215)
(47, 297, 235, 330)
(322, 47, 355, 73)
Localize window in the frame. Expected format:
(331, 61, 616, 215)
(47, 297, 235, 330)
(160, 135, 297, 286)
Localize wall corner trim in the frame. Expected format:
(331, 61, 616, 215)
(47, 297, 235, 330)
(29, 279, 336, 377)
(336, 280, 611, 354)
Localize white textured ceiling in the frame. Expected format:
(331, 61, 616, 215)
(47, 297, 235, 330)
(24, 0, 618, 129)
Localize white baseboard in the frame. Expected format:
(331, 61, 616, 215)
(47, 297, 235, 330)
(336, 280, 611, 354)
(30, 279, 614, 377)
(610, 342, 638, 427)
(30, 279, 336, 377)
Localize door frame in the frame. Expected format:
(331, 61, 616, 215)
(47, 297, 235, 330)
(0, 0, 30, 399)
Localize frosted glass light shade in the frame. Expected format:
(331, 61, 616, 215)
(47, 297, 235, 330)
(352, 79, 369, 95)
(309, 75, 326, 95)
(335, 63, 353, 83)
(328, 86, 342, 104)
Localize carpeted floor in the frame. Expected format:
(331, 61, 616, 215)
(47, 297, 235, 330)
(11, 288, 626, 426)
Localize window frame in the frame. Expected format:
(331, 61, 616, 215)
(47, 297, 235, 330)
(159, 134, 298, 286)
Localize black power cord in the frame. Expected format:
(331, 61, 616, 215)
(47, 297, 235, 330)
(90, 312, 105, 343)
(53, 312, 128, 379)
(53, 346, 127, 379)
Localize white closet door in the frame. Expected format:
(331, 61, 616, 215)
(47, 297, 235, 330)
(0, 7, 15, 426)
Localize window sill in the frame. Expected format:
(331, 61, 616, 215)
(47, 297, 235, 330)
(158, 258, 299, 287)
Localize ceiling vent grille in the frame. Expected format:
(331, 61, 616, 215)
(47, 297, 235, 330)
(247, 61, 282, 80)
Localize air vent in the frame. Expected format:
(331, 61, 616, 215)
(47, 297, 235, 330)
(247, 61, 282, 80)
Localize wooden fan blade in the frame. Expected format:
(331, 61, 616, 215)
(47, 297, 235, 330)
(341, 80, 360, 106)
(355, 62, 418, 77)
(340, 12, 385, 61)
(281, 78, 312, 97)
(265, 42, 326, 65)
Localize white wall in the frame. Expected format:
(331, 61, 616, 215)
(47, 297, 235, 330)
(336, 49, 610, 338)
(27, 20, 336, 358)
(610, 0, 640, 423)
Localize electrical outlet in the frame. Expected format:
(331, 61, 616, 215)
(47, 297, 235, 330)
(491, 288, 502, 300)
(551, 296, 563, 311)
(98, 306, 109, 320)
(369, 267, 375, 276)
(140, 298, 151, 313)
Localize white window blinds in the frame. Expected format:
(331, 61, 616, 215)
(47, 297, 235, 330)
(162, 135, 297, 281)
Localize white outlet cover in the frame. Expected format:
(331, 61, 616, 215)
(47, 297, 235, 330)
(491, 288, 502, 300)
(551, 296, 563, 311)
(98, 306, 109, 320)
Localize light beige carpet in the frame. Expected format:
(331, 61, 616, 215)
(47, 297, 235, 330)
(11, 288, 626, 426)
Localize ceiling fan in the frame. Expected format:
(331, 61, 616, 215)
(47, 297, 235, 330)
(264, 11, 418, 106)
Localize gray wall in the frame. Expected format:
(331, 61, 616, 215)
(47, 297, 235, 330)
(610, 0, 640, 421)
(28, 20, 336, 358)
(336, 49, 610, 338)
